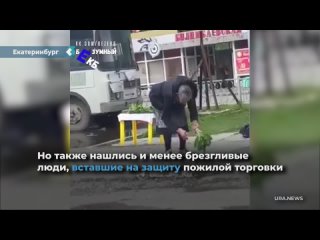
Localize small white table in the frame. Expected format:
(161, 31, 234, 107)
(117, 113, 164, 145)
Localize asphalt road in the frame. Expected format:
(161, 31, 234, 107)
(69, 133, 251, 210)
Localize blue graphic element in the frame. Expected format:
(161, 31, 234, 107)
(77, 49, 91, 63)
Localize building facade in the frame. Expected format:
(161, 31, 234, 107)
(131, 30, 250, 90)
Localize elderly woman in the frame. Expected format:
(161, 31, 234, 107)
(149, 76, 200, 153)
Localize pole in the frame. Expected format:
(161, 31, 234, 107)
(199, 65, 203, 110)
(200, 30, 219, 110)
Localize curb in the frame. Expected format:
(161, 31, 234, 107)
(87, 132, 239, 149)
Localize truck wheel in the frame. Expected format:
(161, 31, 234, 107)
(70, 98, 90, 131)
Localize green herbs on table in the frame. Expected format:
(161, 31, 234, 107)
(194, 131, 212, 152)
(128, 103, 153, 113)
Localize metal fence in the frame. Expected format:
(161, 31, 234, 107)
(141, 77, 250, 107)
(195, 78, 250, 106)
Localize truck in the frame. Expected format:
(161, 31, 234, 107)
(70, 30, 142, 131)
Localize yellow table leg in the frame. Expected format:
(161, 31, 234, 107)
(120, 121, 125, 145)
(160, 134, 164, 144)
(65, 125, 70, 153)
(132, 120, 137, 145)
(65, 125, 71, 170)
(148, 123, 153, 144)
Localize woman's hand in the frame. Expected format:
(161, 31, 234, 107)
(177, 128, 188, 141)
(191, 120, 200, 133)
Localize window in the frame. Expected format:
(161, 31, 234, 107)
(71, 30, 93, 44)
(135, 52, 145, 62)
(146, 51, 163, 60)
(186, 47, 194, 56)
(196, 45, 214, 56)
(70, 30, 137, 72)
(70, 30, 94, 71)
(208, 45, 214, 55)
(165, 58, 182, 80)
(235, 40, 248, 49)
(196, 46, 202, 56)
(138, 62, 148, 85)
(163, 49, 180, 58)
(186, 57, 197, 80)
(134, 46, 185, 86)
(209, 59, 215, 75)
(110, 30, 136, 69)
(215, 42, 231, 51)
(97, 30, 136, 71)
(148, 61, 165, 84)
(95, 30, 114, 70)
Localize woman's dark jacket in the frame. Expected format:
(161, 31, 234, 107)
(149, 76, 198, 133)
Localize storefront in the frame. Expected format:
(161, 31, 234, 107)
(131, 30, 250, 89)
